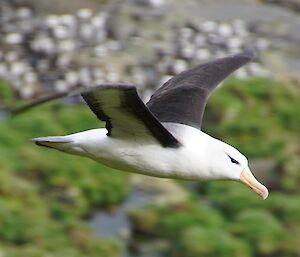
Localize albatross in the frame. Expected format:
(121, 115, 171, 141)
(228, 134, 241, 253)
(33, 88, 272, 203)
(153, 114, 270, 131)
(33, 50, 269, 200)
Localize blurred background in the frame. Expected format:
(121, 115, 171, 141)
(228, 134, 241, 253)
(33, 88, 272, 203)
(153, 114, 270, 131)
(0, 0, 300, 256)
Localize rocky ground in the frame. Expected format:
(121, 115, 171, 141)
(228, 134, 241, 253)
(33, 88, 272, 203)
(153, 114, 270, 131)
(2, 0, 300, 102)
(259, 0, 300, 13)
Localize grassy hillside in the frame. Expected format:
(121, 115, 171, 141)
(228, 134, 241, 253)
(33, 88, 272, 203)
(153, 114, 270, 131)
(0, 77, 300, 257)
(0, 86, 129, 257)
(128, 77, 300, 257)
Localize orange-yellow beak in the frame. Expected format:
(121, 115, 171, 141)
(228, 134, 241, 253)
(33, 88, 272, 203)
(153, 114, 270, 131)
(240, 166, 269, 200)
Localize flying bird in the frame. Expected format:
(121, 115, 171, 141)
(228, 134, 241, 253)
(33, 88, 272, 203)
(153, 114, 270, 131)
(33, 50, 269, 200)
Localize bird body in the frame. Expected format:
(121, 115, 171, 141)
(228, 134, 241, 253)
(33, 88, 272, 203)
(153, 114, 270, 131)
(33, 50, 269, 200)
(35, 122, 244, 181)
(35, 124, 204, 179)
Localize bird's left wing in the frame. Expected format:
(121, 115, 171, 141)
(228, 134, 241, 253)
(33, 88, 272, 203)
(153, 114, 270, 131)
(81, 84, 181, 148)
(147, 50, 255, 129)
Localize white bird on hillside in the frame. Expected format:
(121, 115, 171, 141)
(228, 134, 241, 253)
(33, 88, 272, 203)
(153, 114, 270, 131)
(32, 50, 268, 199)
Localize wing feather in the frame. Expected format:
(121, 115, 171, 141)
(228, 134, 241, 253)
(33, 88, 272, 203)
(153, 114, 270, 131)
(147, 50, 256, 129)
(81, 84, 181, 148)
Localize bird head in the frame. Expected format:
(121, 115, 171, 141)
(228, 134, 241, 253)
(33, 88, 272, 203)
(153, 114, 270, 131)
(210, 140, 269, 200)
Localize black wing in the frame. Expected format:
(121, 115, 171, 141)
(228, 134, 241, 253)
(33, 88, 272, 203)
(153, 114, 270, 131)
(81, 84, 180, 148)
(146, 50, 255, 129)
(2, 84, 180, 148)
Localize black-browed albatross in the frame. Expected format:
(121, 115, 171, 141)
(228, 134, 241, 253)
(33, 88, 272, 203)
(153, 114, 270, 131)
(33, 50, 269, 200)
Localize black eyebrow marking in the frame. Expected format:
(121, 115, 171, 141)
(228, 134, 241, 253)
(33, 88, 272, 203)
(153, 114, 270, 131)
(226, 153, 240, 165)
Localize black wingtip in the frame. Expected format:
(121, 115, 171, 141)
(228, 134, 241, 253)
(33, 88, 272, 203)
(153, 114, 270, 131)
(239, 48, 256, 61)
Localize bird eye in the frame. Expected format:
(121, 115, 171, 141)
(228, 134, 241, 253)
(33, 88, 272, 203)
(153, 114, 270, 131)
(226, 154, 240, 165)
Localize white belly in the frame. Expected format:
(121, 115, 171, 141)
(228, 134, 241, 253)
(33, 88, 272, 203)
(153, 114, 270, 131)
(72, 129, 203, 179)
(70, 124, 212, 180)
(90, 138, 191, 179)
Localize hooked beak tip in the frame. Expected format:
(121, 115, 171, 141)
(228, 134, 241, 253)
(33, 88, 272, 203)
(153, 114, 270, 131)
(257, 186, 269, 200)
(240, 167, 269, 200)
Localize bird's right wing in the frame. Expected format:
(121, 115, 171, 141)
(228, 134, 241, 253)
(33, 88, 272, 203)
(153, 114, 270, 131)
(81, 84, 181, 148)
(2, 84, 180, 148)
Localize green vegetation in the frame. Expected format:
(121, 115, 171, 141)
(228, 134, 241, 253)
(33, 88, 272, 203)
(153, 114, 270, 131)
(128, 78, 300, 257)
(0, 77, 300, 257)
(0, 80, 14, 106)
(0, 81, 129, 257)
